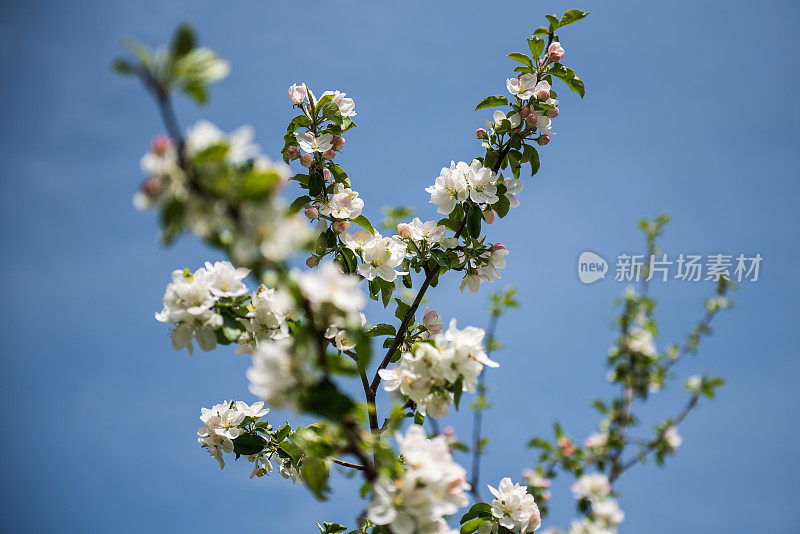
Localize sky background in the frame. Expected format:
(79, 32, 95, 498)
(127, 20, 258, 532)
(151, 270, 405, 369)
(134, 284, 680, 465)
(1, 0, 798, 532)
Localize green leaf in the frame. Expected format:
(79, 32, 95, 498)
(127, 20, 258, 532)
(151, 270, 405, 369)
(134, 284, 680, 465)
(474, 95, 509, 111)
(286, 114, 313, 134)
(545, 14, 560, 30)
(303, 457, 330, 500)
(299, 380, 355, 420)
(560, 9, 590, 26)
(528, 145, 540, 175)
(192, 142, 229, 164)
(394, 298, 411, 322)
(493, 194, 510, 218)
(467, 204, 482, 238)
(274, 424, 292, 442)
(350, 215, 375, 235)
(181, 83, 208, 105)
(322, 102, 343, 124)
(460, 518, 487, 534)
(278, 441, 302, 463)
(460, 503, 493, 524)
(289, 195, 312, 214)
(532, 26, 549, 37)
(549, 63, 586, 98)
(220, 311, 244, 343)
(240, 169, 281, 199)
(368, 323, 397, 337)
(528, 37, 546, 58)
(111, 58, 134, 75)
(170, 23, 196, 59)
(232, 433, 266, 456)
(507, 52, 532, 67)
(430, 249, 450, 269)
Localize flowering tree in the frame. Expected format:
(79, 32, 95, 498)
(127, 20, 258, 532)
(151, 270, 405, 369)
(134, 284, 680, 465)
(113, 9, 732, 534)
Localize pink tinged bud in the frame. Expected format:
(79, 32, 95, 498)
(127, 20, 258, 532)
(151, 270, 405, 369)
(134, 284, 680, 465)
(332, 220, 350, 233)
(423, 308, 443, 333)
(536, 134, 551, 146)
(535, 88, 551, 100)
(304, 206, 319, 220)
(151, 134, 171, 155)
(475, 128, 488, 140)
(522, 468, 534, 480)
(287, 146, 300, 160)
(483, 210, 496, 224)
(519, 107, 531, 118)
(332, 136, 345, 151)
(397, 223, 412, 238)
(545, 107, 559, 118)
(306, 256, 320, 268)
(444, 425, 455, 436)
(322, 149, 336, 161)
(300, 153, 313, 167)
(547, 42, 565, 62)
(491, 243, 506, 252)
(323, 168, 333, 182)
(142, 177, 161, 196)
(525, 115, 537, 128)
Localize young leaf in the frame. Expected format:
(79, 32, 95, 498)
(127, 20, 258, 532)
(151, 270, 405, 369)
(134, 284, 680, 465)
(467, 204, 482, 238)
(560, 9, 590, 27)
(528, 37, 546, 59)
(507, 52, 532, 68)
(350, 214, 375, 235)
(289, 195, 312, 214)
(170, 23, 196, 59)
(475, 95, 509, 111)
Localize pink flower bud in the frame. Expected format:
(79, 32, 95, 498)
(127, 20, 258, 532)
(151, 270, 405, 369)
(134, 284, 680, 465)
(323, 168, 333, 182)
(483, 210, 496, 224)
(536, 134, 551, 146)
(444, 425, 455, 436)
(519, 107, 531, 118)
(289, 83, 308, 104)
(535, 88, 551, 100)
(525, 115, 537, 128)
(476, 128, 488, 140)
(522, 468, 535, 481)
(141, 177, 161, 196)
(547, 42, 565, 62)
(491, 243, 506, 252)
(332, 136, 345, 151)
(306, 256, 320, 268)
(397, 223, 412, 238)
(545, 107, 559, 118)
(557, 437, 576, 457)
(286, 146, 300, 160)
(300, 153, 313, 167)
(332, 220, 350, 233)
(304, 206, 319, 220)
(151, 134, 171, 156)
(322, 149, 336, 161)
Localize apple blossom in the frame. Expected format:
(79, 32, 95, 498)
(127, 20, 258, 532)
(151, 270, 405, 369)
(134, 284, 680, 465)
(288, 82, 308, 104)
(488, 477, 542, 533)
(426, 161, 470, 215)
(493, 109, 522, 129)
(320, 183, 364, 220)
(533, 80, 552, 101)
(294, 261, 365, 314)
(571, 473, 611, 502)
(358, 236, 407, 282)
(592, 499, 624, 528)
(504, 178, 523, 208)
(464, 160, 499, 205)
(296, 131, 334, 153)
(246, 339, 301, 408)
(203, 261, 250, 298)
(664, 426, 682, 450)
(322, 90, 357, 117)
(507, 73, 538, 99)
(423, 308, 444, 335)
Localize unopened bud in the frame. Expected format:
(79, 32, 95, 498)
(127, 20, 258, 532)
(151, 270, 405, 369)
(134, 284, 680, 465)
(323, 149, 336, 161)
(545, 107, 559, 118)
(306, 256, 320, 268)
(519, 107, 531, 118)
(547, 42, 565, 62)
(286, 146, 300, 160)
(536, 134, 551, 146)
(483, 210, 496, 224)
(151, 134, 171, 156)
(142, 177, 161, 196)
(476, 128, 488, 140)
(323, 168, 333, 182)
(525, 115, 537, 128)
(300, 153, 313, 167)
(397, 223, 412, 238)
(332, 220, 350, 233)
(332, 136, 345, 151)
(304, 206, 319, 220)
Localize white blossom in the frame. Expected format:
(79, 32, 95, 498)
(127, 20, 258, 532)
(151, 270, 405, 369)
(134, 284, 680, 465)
(288, 83, 308, 104)
(592, 499, 624, 528)
(203, 261, 250, 298)
(488, 477, 542, 533)
(246, 339, 298, 408)
(507, 73, 537, 99)
(368, 425, 470, 534)
(322, 90, 357, 117)
(358, 236, 408, 282)
(295, 261, 365, 314)
(295, 131, 334, 153)
(493, 109, 521, 129)
(426, 161, 470, 215)
(664, 426, 682, 450)
(321, 183, 364, 219)
(571, 473, 611, 502)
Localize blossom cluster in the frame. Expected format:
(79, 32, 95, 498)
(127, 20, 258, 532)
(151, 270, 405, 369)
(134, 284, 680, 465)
(562, 474, 624, 534)
(379, 319, 498, 417)
(133, 120, 311, 265)
(487, 477, 542, 533)
(427, 160, 523, 218)
(368, 425, 470, 533)
(197, 400, 268, 469)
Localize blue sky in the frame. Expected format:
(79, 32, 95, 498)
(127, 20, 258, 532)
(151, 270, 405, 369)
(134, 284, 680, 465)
(1, 0, 798, 532)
